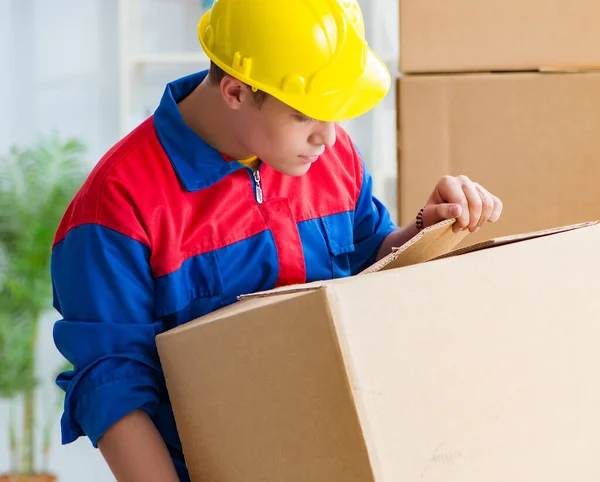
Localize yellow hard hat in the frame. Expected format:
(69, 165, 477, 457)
(198, 0, 391, 122)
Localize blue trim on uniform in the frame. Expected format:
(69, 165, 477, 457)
(297, 218, 333, 283)
(298, 211, 358, 281)
(214, 230, 280, 304)
(52, 224, 154, 323)
(157, 230, 280, 331)
(350, 156, 397, 273)
(52, 224, 163, 446)
(153, 71, 246, 192)
(155, 250, 224, 318)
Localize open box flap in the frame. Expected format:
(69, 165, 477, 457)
(434, 220, 599, 261)
(359, 218, 469, 274)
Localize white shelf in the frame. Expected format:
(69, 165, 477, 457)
(130, 52, 211, 66)
(118, 0, 213, 135)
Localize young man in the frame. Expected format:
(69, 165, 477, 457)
(51, 0, 502, 480)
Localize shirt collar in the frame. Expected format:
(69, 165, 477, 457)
(153, 70, 245, 192)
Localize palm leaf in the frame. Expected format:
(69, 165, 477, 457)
(0, 133, 88, 474)
(0, 133, 88, 397)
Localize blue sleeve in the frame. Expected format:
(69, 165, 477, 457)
(349, 153, 398, 274)
(52, 224, 163, 447)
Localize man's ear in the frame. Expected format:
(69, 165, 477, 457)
(220, 76, 251, 111)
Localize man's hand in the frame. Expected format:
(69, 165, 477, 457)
(376, 175, 503, 262)
(422, 175, 503, 233)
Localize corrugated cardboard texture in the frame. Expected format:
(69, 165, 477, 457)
(397, 72, 600, 246)
(327, 223, 600, 480)
(400, 0, 600, 73)
(156, 289, 374, 482)
(361, 219, 468, 274)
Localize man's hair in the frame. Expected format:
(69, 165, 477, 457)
(208, 61, 269, 106)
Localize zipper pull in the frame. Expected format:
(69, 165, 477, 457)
(253, 170, 263, 204)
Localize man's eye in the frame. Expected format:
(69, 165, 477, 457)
(294, 114, 312, 123)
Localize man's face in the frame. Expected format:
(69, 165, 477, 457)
(235, 94, 337, 176)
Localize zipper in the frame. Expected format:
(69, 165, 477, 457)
(252, 168, 263, 204)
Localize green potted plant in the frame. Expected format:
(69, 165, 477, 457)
(0, 135, 88, 481)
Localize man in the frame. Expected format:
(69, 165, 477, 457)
(51, 0, 502, 480)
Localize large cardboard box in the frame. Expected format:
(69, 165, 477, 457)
(400, 0, 600, 73)
(397, 71, 600, 245)
(157, 220, 600, 481)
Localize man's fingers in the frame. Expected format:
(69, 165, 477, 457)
(423, 203, 462, 227)
(474, 183, 495, 228)
(441, 203, 463, 220)
(490, 194, 503, 223)
(428, 175, 503, 233)
(460, 178, 482, 231)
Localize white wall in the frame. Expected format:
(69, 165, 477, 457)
(0, 1, 119, 480)
(0, 1, 398, 480)
(0, 0, 13, 153)
(1, 0, 121, 161)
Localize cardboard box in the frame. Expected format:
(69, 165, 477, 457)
(400, 0, 600, 73)
(397, 71, 600, 245)
(157, 220, 600, 482)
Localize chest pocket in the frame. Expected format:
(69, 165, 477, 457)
(154, 250, 224, 325)
(320, 211, 356, 279)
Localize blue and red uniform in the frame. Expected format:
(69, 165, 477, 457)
(51, 70, 396, 480)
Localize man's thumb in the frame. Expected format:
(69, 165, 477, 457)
(426, 203, 462, 225)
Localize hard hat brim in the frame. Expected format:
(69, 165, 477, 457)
(309, 47, 392, 123)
